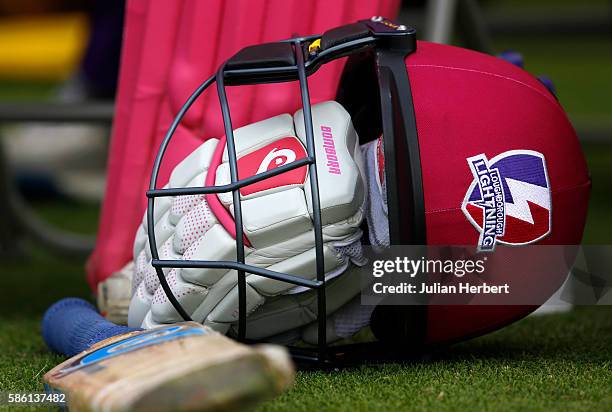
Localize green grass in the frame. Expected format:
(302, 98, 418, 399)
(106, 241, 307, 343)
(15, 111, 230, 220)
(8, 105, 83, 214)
(494, 35, 612, 125)
(491, 0, 609, 15)
(1, 2, 611, 410)
(0, 244, 89, 412)
(33, 199, 100, 236)
(263, 307, 612, 412)
(582, 144, 612, 244)
(0, 80, 57, 101)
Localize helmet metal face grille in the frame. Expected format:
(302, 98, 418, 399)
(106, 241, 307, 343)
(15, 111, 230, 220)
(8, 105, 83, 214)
(146, 18, 421, 365)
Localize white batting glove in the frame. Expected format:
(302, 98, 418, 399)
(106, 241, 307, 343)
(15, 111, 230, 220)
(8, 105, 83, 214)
(128, 101, 366, 340)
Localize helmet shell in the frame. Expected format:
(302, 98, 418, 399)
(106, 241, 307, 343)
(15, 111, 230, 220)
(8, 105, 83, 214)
(406, 41, 590, 345)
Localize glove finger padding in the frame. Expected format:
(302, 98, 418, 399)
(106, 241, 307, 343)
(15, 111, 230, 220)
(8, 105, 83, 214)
(235, 266, 363, 342)
(129, 101, 366, 341)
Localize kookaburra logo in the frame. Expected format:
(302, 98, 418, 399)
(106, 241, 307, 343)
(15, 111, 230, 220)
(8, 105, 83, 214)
(256, 147, 296, 174)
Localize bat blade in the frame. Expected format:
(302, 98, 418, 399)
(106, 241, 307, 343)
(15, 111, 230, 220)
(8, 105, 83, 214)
(42, 300, 294, 412)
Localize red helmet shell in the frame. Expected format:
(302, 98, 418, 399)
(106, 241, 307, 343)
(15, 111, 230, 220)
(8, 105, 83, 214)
(406, 41, 590, 345)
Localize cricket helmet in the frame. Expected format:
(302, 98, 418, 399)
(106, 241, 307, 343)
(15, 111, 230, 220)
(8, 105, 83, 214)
(146, 17, 590, 364)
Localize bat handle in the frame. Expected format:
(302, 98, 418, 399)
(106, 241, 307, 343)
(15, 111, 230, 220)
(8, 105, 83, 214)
(42, 298, 141, 357)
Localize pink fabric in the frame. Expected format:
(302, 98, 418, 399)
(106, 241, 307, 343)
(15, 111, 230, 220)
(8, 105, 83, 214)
(87, 0, 400, 289)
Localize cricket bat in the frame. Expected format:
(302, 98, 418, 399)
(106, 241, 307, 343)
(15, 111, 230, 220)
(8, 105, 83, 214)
(41, 298, 294, 412)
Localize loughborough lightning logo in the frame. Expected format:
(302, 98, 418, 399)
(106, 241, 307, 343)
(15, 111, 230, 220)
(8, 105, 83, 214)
(461, 150, 552, 251)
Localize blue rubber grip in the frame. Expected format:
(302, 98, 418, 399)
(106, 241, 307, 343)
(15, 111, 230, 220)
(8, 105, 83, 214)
(42, 298, 142, 357)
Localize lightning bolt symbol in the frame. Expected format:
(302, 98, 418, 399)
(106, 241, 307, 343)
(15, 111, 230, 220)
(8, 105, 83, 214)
(505, 178, 551, 224)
